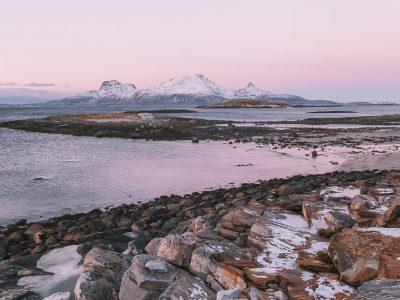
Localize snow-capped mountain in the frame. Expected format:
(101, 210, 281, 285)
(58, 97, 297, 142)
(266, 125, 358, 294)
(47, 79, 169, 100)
(234, 82, 273, 98)
(98, 80, 137, 98)
(143, 74, 233, 97)
(44, 74, 338, 107)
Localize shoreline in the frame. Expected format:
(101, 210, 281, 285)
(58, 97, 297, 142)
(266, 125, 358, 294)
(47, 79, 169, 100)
(2, 168, 400, 299)
(0, 169, 393, 257)
(2, 112, 400, 149)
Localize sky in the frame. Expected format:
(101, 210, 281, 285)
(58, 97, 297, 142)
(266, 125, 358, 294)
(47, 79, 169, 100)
(1, 0, 400, 103)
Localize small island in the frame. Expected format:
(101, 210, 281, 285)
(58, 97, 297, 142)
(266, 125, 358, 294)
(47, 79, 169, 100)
(198, 99, 295, 109)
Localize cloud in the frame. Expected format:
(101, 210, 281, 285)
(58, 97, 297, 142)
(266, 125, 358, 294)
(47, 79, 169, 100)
(0, 82, 55, 87)
(26, 82, 55, 87)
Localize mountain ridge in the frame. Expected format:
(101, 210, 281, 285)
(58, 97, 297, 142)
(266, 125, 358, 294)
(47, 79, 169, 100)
(44, 74, 339, 107)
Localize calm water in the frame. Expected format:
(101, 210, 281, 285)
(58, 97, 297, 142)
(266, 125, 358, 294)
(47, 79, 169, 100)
(0, 105, 399, 225)
(0, 128, 341, 225)
(1, 104, 400, 122)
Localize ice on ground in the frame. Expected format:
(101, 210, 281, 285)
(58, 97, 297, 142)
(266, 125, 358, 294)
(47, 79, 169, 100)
(188, 282, 208, 299)
(18, 245, 82, 298)
(254, 212, 312, 273)
(304, 276, 355, 299)
(320, 186, 360, 200)
(304, 241, 329, 255)
(42, 291, 71, 300)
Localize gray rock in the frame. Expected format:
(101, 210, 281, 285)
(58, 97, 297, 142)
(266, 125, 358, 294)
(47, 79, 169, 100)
(126, 232, 153, 256)
(74, 247, 129, 300)
(145, 259, 168, 273)
(216, 287, 241, 300)
(119, 268, 161, 300)
(355, 279, 400, 299)
(324, 211, 355, 233)
(129, 254, 181, 292)
(159, 273, 216, 299)
(0, 234, 9, 248)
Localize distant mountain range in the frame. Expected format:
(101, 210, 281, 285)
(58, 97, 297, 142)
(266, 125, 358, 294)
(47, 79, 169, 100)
(43, 74, 338, 107)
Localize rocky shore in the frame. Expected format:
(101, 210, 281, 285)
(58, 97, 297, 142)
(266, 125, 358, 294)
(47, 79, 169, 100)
(2, 169, 400, 299)
(2, 112, 400, 149)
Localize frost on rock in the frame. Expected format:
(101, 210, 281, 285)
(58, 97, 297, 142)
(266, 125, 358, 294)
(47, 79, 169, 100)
(302, 276, 355, 299)
(247, 209, 313, 274)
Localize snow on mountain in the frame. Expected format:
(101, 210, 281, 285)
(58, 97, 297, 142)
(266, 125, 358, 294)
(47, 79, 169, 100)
(234, 82, 273, 98)
(70, 80, 137, 101)
(44, 74, 338, 107)
(98, 80, 137, 98)
(142, 74, 234, 98)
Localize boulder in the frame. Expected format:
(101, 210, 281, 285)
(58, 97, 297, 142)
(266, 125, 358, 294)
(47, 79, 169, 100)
(189, 237, 251, 281)
(8, 231, 24, 242)
(0, 235, 9, 248)
(141, 206, 167, 219)
(276, 183, 305, 196)
(328, 228, 400, 286)
(324, 211, 355, 233)
(119, 268, 161, 300)
(145, 233, 198, 268)
(145, 259, 168, 273)
(216, 287, 241, 300)
(213, 263, 246, 289)
(25, 224, 45, 236)
(350, 195, 379, 225)
(355, 279, 400, 299)
(125, 232, 153, 256)
(159, 273, 216, 299)
(129, 254, 181, 292)
(74, 247, 129, 300)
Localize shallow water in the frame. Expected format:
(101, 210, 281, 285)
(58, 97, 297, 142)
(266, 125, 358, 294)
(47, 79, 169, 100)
(0, 128, 340, 225)
(1, 106, 400, 225)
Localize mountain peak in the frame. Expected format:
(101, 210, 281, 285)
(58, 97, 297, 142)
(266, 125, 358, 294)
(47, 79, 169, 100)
(100, 80, 136, 91)
(246, 82, 256, 88)
(145, 74, 231, 97)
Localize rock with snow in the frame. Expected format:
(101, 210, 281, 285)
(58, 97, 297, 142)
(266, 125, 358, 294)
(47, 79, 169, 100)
(288, 275, 355, 299)
(216, 287, 241, 300)
(158, 273, 215, 299)
(43, 291, 71, 300)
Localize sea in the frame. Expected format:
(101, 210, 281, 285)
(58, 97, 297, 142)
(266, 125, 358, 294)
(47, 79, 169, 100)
(1, 104, 400, 225)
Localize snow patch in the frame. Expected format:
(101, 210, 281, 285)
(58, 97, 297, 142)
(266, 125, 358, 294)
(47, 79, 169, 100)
(18, 245, 82, 298)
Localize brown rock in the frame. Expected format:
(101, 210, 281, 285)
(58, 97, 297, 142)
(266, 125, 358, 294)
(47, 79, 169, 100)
(329, 228, 400, 286)
(386, 172, 400, 181)
(378, 254, 400, 279)
(24, 224, 44, 236)
(296, 257, 336, 273)
(214, 263, 246, 290)
(33, 231, 46, 244)
(145, 233, 198, 268)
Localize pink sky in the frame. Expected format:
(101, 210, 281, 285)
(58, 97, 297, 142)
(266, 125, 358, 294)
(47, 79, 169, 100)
(1, 0, 400, 102)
